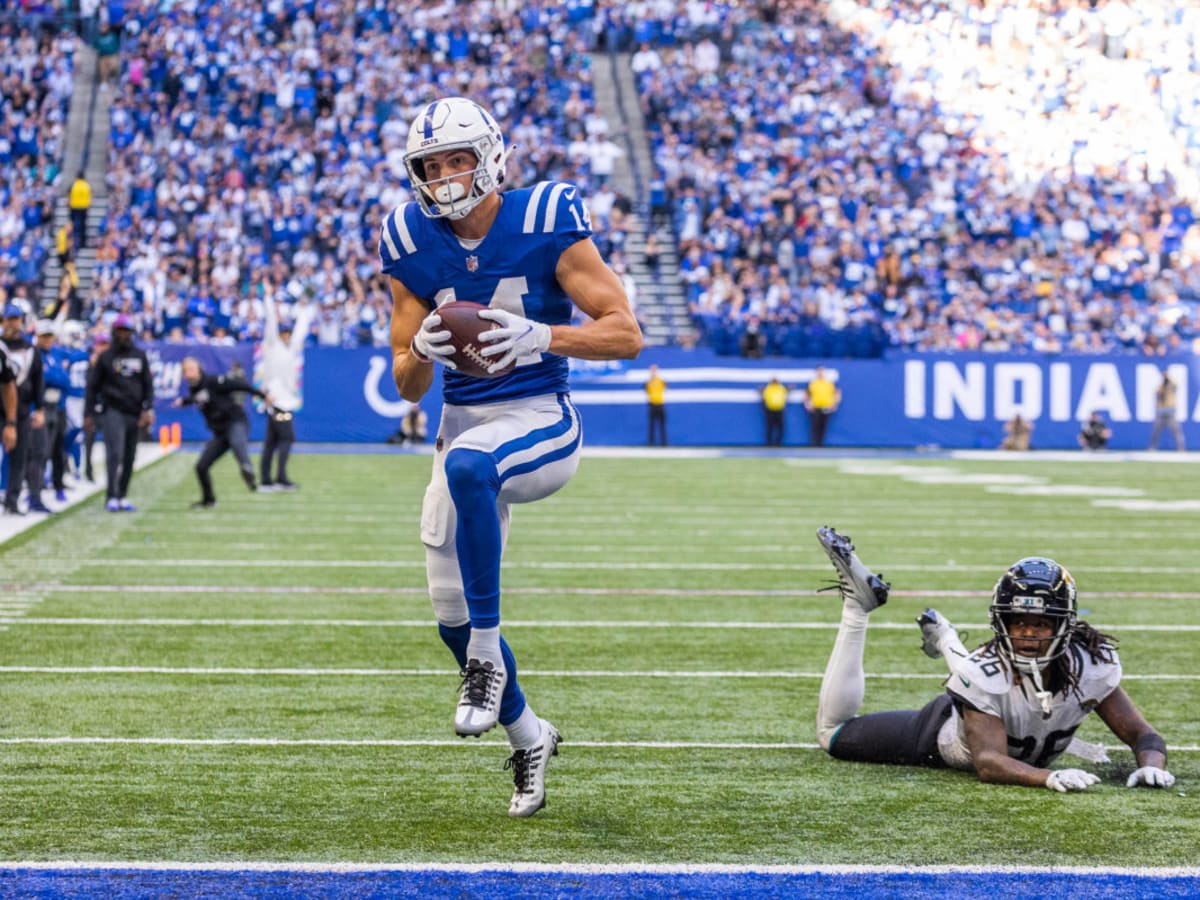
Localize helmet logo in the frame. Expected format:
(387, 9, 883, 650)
(1012, 595, 1047, 610)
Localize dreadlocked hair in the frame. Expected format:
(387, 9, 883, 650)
(978, 621, 1118, 700)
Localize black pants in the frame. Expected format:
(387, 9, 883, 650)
(100, 407, 141, 500)
(648, 404, 666, 446)
(765, 408, 784, 446)
(44, 405, 67, 491)
(71, 207, 87, 249)
(24, 421, 48, 502)
(197, 419, 255, 503)
(828, 694, 953, 768)
(260, 409, 295, 485)
(3, 416, 35, 510)
(809, 409, 832, 447)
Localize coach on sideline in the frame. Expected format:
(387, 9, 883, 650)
(84, 315, 154, 512)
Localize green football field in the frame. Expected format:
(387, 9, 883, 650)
(0, 449, 1196, 867)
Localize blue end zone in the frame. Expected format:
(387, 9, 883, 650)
(2, 869, 1199, 899)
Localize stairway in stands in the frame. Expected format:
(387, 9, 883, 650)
(590, 52, 692, 347)
(38, 43, 110, 318)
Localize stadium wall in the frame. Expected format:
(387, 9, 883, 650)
(148, 346, 1199, 450)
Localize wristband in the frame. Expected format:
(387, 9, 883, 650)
(4, 420, 14, 427)
(1135, 732, 1167, 757)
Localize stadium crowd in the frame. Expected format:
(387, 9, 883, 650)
(77, 0, 641, 348)
(0, 18, 75, 319)
(3, 1, 1200, 361)
(630, 0, 1200, 357)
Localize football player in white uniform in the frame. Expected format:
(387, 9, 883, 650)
(382, 97, 642, 817)
(814, 527, 1175, 792)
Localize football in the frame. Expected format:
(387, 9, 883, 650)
(436, 301, 514, 378)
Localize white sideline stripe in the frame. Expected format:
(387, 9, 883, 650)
(0, 737, 1195, 754)
(37, 558, 1200, 574)
(3, 617, 1199, 633)
(1, 861, 1197, 876)
(0, 666, 1194, 681)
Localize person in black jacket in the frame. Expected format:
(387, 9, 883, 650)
(84, 315, 155, 512)
(175, 356, 265, 509)
(0, 338, 17, 454)
(2, 304, 49, 515)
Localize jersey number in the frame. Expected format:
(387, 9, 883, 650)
(1007, 728, 1078, 768)
(435, 277, 542, 369)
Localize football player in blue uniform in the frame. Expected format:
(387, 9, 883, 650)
(381, 97, 642, 817)
(814, 527, 1175, 792)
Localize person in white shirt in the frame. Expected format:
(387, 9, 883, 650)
(255, 292, 314, 490)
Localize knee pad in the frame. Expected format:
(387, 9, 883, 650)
(429, 586, 468, 627)
(443, 448, 498, 500)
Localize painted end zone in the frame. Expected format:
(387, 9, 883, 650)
(2, 868, 1198, 899)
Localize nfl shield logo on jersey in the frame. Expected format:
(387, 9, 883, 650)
(466, 255, 479, 272)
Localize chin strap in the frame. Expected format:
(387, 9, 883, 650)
(1026, 662, 1053, 719)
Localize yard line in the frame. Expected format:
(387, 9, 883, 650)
(0, 736, 1195, 754)
(28, 558, 1200, 574)
(3, 617, 1198, 633)
(0, 666, 1194, 680)
(4, 583, 1200, 600)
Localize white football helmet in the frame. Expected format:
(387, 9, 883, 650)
(58, 319, 87, 349)
(403, 97, 511, 220)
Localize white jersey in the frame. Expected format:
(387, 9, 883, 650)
(936, 643, 1122, 771)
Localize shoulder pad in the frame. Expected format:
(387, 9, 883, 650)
(519, 181, 592, 237)
(378, 202, 421, 265)
(949, 647, 1013, 697)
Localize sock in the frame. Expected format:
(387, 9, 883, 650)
(439, 622, 526, 725)
(816, 602, 870, 749)
(467, 625, 502, 666)
(438, 622, 470, 669)
(504, 703, 543, 750)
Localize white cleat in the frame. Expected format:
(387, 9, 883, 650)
(506, 720, 560, 818)
(816, 526, 890, 612)
(454, 659, 507, 737)
(917, 608, 957, 659)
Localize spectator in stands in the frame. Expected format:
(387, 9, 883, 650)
(1078, 412, 1112, 451)
(803, 366, 840, 448)
(68, 172, 91, 251)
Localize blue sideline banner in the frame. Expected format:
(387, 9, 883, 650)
(148, 344, 1199, 450)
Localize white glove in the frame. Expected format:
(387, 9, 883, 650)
(477, 308, 551, 374)
(410, 312, 457, 369)
(1045, 769, 1100, 792)
(1126, 766, 1175, 789)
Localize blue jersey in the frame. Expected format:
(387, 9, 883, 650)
(379, 181, 592, 406)
(65, 347, 90, 398)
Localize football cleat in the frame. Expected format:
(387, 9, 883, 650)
(105, 498, 120, 512)
(505, 720, 560, 818)
(816, 526, 890, 612)
(917, 608, 957, 659)
(454, 658, 506, 737)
